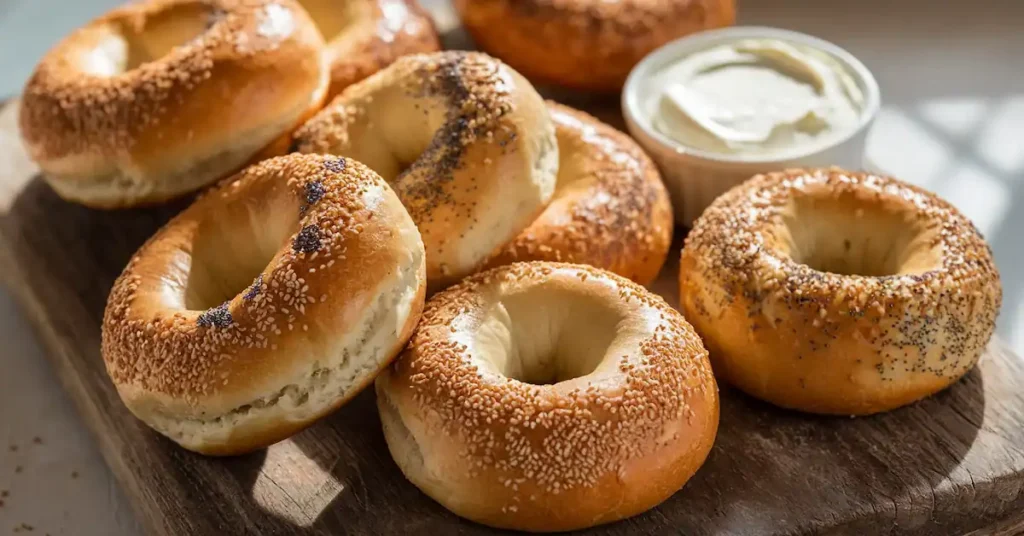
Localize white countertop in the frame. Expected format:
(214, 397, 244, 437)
(1, 1, 1021, 534)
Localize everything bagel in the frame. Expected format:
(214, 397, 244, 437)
(679, 168, 1002, 415)
(19, 0, 329, 208)
(101, 153, 425, 454)
(294, 51, 559, 291)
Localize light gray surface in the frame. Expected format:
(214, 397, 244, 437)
(0, 0, 1021, 534)
(0, 287, 141, 535)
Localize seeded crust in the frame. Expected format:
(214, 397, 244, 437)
(484, 102, 673, 285)
(454, 0, 736, 92)
(19, 0, 329, 208)
(304, 0, 441, 100)
(101, 154, 426, 454)
(376, 262, 719, 531)
(679, 168, 1003, 415)
(295, 51, 559, 292)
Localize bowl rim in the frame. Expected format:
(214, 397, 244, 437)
(621, 25, 882, 165)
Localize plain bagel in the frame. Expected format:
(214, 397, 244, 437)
(297, 0, 441, 99)
(294, 51, 559, 291)
(484, 102, 673, 285)
(454, 0, 736, 92)
(376, 262, 719, 531)
(101, 153, 426, 455)
(679, 168, 1002, 415)
(19, 0, 329, 208)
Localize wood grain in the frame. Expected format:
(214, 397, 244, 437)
(2, 19, 1024, 534)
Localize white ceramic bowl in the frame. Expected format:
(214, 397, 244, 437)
(622, 26, 881, 225)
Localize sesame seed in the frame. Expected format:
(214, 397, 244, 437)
(100, 153, 416, 432)
(678, 167, 1001, 412)
(379, 262, 716, 505)
(484, 103, 670, 286)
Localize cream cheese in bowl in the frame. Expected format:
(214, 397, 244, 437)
(650, 39, 865, 156)
(623, 27, 880, 224)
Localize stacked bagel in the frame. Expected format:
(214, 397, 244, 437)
(18, 0, 1001, 532)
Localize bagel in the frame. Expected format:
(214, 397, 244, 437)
(453, 0, 736, 92)
(679, 168, 1002, 415)
(294, 51, 559, 291)
(19, 0, 329, 208)
(297, 0, 440, 99)
(484, 102, 673, 285)
(376, 262, 719, 532)
(101, 153, 426, 455)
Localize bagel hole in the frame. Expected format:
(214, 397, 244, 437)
(778, 190, 942, 277)
(475, 287, 623, 385)
(297, 0, 410, 47)
(92, 2, 215, 76)
(326, 96, 444, 184)
(296, 0, 352, 45)
(183, 189, 300, 311)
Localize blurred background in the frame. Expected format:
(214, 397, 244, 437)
(1, 0, 1021, 534)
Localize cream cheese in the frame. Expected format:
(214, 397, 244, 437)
(646, 39, 865, 157)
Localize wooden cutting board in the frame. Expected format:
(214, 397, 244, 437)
(3, 17, 1024, 536)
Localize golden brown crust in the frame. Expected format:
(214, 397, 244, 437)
(299, 0, 441, 100)
(377, 262, 719, 531)
(196, 280, 424, 456)
(295, 51, 559, 291)
(102, 153, 426, 454)
(19, 0, 328, 208)
(484, 102, 673, 285)
(679, 168, 1003, 415)
(454, 0, 735, 92)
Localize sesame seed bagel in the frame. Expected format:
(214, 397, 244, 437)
(484, 102, 673, 285)
(101, 153, 426, 455)
(679, 168, 1002, 415)
(297, 0, 440, 100)
(19, 0, 329, 208)
(294, 51, 559, 291)
(453, 0, 736, 92)
(376, 262, 719, 531)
